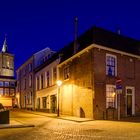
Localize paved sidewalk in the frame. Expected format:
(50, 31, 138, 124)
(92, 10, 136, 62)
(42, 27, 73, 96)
(20, 109, 93, 122)
(0, 110, 93, 129)
(12, 109, 140, 122)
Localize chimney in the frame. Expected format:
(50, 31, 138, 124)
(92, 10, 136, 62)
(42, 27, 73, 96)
(116, 28, 121, 35)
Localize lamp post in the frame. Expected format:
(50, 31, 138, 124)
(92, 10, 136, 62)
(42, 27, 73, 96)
(57, 80, 62, 117)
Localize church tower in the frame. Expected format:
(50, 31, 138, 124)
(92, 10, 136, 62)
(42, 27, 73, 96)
(0, 37, 16, 107)
(0, 37, 14, 76)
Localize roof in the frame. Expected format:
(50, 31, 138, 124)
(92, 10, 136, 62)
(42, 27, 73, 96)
(1, 37, 8, 53)
(34, 52, 59, 73)
(59, 26, 140, 63)
(16, 47, 55, 71)
(34, 26, 140, 72)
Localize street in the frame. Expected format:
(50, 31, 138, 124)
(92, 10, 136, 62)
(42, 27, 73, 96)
(0, 110, 140, 140)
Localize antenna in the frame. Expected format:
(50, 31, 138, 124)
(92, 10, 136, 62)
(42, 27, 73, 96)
(74, 17, 78, 54)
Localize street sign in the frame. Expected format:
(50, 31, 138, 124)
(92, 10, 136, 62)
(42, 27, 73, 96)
(116, 78, 122, 90)
(116, 89, 122, 94)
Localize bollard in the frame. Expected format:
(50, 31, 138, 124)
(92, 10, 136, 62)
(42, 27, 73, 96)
(0, 110, 10, 124)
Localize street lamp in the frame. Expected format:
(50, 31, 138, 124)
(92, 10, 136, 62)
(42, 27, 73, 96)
(57, 80, 62, 117)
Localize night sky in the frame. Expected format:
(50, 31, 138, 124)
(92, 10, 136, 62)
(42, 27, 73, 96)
(0, 0, 140, 70)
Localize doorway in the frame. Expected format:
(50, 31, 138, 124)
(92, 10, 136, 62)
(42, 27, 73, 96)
(50, 95, 57, 113)
(37, 98, 40, 109)
(24, 96, 26, 108)
(126, 87, 135, 116)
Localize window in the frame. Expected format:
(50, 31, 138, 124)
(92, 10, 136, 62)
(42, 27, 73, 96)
(106, 85, 117, 108)
(106, 54, 117, 76)
(36, 77, 39, 90)
(46, 71, 50, 87)
(41, 74, 44, 89)
(29, 75, 32, 87)
(5, 82, 9, 87)
(23, 68, 26, 76)
(17, 83, 19, 92)
(0, 88, 3, 95)
(24, 79, 26, 89)
(27, 92, 32, 104)
(4, 88, 9, 96)
(29, 63, 32, 72)
(10, 82, 15, 87)
(0, 81, 4, 87)
(53, 67, 57, 85)
(9, 58, 14, 69)
(10, 89, 15, 96)
(64, 66, 70, 80)
(42, 97, 47, 108)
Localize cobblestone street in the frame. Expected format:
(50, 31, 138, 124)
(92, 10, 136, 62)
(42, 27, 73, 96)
(0, 111, 140, 140)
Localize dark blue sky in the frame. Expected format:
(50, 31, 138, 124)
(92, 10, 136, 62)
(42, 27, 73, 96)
(0, 0, 139, 70)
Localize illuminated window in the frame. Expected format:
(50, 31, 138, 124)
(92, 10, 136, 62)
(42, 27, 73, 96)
(4, 88, 9, 96)
(9, 59, 13, 69)
(52, 67, 57, 85)
(42, 97, 47, 108)
(36, 77, 39, 90)
(29, 63, 32, 72)
(10, 89, 15, 96)
(17, 83, 19, 92)
(106, 85, 117, 108)
(46, 71, 50, 87)
(24, 79, 26, 89)
(27, 92, 32, 104)
(64, 66, 70, 80)
(29, 75, 32, 87)
(106, 54, 117, 76)
(0, 88, 3, 95)
(5, 82, 9, 87)
(10, 82, 15, 87)
(41, 74, 44, 89)
(0, 81, 4, 87)
(23, 68, 25, 76)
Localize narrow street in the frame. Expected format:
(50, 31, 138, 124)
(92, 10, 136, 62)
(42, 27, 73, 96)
(0, 110, 140, 140)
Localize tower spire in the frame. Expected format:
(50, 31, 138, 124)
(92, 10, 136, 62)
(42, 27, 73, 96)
(2, 35, 8, 53)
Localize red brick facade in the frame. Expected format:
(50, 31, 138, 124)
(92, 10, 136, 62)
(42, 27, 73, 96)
(58, 45, 140, 119)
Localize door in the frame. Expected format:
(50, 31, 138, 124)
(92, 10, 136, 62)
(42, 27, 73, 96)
(24, 96, 26, 108)
(50, 95, 57, 113)
(127, 94, 132, 116)
(126, 87, 135, 116)
(37, 98, 40, 109)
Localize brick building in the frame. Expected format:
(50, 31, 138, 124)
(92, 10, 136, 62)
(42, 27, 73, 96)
(57, 26, 140, 119)
(17, 26, 140, 120)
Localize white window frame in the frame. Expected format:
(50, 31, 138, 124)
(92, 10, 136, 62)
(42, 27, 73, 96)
(125, 86, 135, 116)
(106, 53, 117, 77)
(106, 84, 117, 109)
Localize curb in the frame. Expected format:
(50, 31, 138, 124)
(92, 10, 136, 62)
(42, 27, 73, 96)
(18, 110, 94, 123)
(0, 124, 35, 129)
